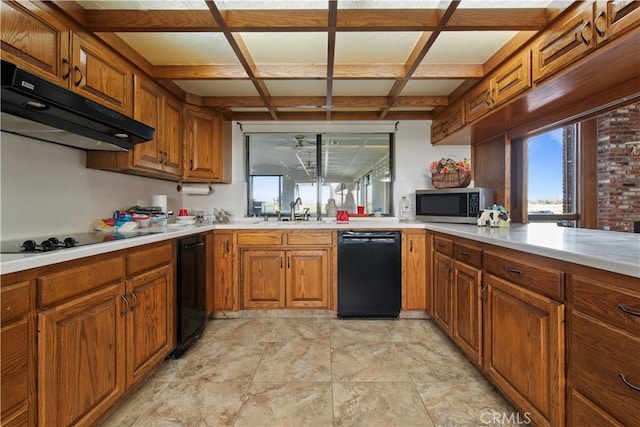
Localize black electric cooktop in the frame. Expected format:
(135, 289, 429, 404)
(0, 230, 164, 254)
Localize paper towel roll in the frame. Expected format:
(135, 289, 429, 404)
(152, 195, 167, 214)
(177, 184, 212, 195)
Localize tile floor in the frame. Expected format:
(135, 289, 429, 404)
(101, 318, 517, 426)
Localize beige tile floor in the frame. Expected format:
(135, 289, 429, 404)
(101, 318, 517, 427)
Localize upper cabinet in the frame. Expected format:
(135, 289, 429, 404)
(1, 1, 132, 115)
(184, 105, 231, 183)
(594, 0, 640, 45)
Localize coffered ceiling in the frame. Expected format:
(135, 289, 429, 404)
(69, 0, 574, 121)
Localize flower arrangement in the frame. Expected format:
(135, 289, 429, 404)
(430, 157, 471, 175)
(429, 157, 471, 188)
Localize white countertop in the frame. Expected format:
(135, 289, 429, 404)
(1, 219, 639, 278)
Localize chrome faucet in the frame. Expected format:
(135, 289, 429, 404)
(290, 197, 302, 221)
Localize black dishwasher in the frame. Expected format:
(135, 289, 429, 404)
(175, 234, 206, 357)
(337, 230, 401, 317)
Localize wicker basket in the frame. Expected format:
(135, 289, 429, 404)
(431, 171, 471, 189)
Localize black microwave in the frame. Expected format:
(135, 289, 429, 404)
(415, 188, 494, 224)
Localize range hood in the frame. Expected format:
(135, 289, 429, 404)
(1, 60, 154, 151)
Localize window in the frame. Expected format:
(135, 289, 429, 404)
(247, 133, 393, 217)
(526, 124, 578, 226)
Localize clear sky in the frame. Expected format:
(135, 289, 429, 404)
(528, 128, 563, 201)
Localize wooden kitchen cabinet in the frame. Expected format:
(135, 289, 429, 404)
(566, 271, 640, 426)
(451, 242, 482, 365)
(210, 230, 236, 313)
(402, 230, 428, 310)
(1, 0, 70, 86)
(238, 230, 333, 310)
(594, 0, 640, 46)
(1, 279, 36, 427)
(482, 252, 565, 427)
(532, 3, 595, 83)
(184, 105, 231, 183)
(431, 100, 465, 143)
(432, 236, 453, 333)
(36, 241, 174, 426)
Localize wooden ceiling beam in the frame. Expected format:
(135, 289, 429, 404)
(199, 96, 448, 108)
(326, 0, 338, 120)
(81, 8, 551, 33)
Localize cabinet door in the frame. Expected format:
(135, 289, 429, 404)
(125, 265, 173, 389)
(162, 95, 184, 176)
(242, 250, 286, 308)
(402, 231, 428, 310)
(132, 75, 164, 172)
(432, 251, 452, 333)
(465, 81, 493, 123)
(1, 1, 70, 86)
(71, 32, 131, 115)
(483, 273, 564, 427)
(594, 0, 640, 45)
(532, 4, 595, 83)
(184, 107, 219, 181)
(286, 250, 328, 308)
(451, 260, 481, 364)
(212, 231, 235, 311)
(38, 283, 126, 427)
(493, 50, 531, 106)
(1, 280, 35, 427)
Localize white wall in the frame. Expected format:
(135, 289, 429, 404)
(1, 121, 470, 239)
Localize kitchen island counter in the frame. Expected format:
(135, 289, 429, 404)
(1, 220, 638, 278)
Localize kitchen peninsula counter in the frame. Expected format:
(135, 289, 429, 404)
(1, 220, 638, 278)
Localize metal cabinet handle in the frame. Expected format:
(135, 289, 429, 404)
(280, 257, 283, 268)
(481, 284, 488, 303)
(225, 239, 230, 253)
(580, 21, 592, 46)
(190, 159, 194, 171)
(619, 373, 640, 393)
(437, 243, 446, 248)
(287, 256, 291, 269)
(618, 304, 640, 317)
(62, 58, 71, 80)
(594, 11, 606, 37)
(505, 266, 522, 275)
(120, 294, 129, 317)
(410, 239, 414, 252)
(460, 251, 470, 258)
(73, 66, 83, 86)
(129, 290, 138, 311)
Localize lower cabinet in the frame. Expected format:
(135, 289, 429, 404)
(33, 241, 175, 426)
(242, 249, 329, 309)
(482, 272, 564, 427)
(401, 230, 428, 310)
(238, 230, 334, 310)
(210, 230, 236, 313)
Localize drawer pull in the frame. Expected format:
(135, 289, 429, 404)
(120, 294, 129, 317)
(438, 243, 446, 248)
(505, 267, 522, 275)
(617, 304, 640, 317)
(460, 251, 470, 257)
(619, 373, 640, 393)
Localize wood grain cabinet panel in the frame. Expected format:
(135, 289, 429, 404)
(431, 101, 465, 143)
(286, 250, 329, 308)
(184, 106, 231, 183)
(532, 4, 595, 83)
(1, 280, 35, 427)
(0, 1, 70, 85)
(493, 50, 532, 105)
(594, 0, 640, 45)
(402, 231, 428, 310)
(242, 250, 286, 308)
(452, 257, 482, 365)
(211, 231, 236, 312)
(38, 282, 127, 427)
(432, 250, 453, 334)
(483, 273, 564, 427)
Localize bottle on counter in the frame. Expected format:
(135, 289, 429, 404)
(399, 196, 411, 221)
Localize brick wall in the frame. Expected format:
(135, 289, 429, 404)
(597, 102, 640, 232)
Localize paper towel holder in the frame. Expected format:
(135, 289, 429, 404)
(176, 183, 212, 195)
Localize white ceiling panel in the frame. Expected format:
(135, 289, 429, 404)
(422, 31, 518, 64)
(400, 79, 465, 96)
(239, 33, 327, 64)
(264, 80, 327, 97)
(77, 0, 208, 9)
(333, 80, 396, 96)
(116, 33, 239, 65)
(335, 32, 423, 64)
(174, 80, 259, 96)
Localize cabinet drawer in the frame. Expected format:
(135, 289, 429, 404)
(434, 236, 453, 256)
(568, 274, 640, 335)
(286, 231, 334, 246)
(567, 388, 624, 427)
(484, 251, 563, 301)
(1, 281, 30, 323)
(453, 243, 481, 268)
(37, 257, 125, 307)
(568, 310, 640, 426)
(127, 242, 173, 276)
(237, 231, 284, 246)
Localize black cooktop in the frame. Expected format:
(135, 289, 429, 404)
(0, 230, 164, 254)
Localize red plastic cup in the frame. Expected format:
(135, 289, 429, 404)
(179, 209, 188, 216)
(357, 206, 365, 214)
